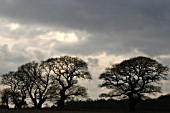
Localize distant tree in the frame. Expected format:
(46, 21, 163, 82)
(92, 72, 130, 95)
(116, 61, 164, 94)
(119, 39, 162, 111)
(99, 56, 169, 111)
(158, 94, 170, 100)
(1, 72, 27, 108)
(17, 61, 58, 108)
(0, 88, 11, 108)
(45, 56, 91, 108)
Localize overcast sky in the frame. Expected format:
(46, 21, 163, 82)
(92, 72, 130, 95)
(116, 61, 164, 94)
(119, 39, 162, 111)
(0, 0, 170, 99)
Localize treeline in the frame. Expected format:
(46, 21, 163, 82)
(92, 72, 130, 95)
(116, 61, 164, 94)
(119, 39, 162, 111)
(0, 56, 91, 109)
(0, 56, 169, 111)
(65, 94, 170, 112)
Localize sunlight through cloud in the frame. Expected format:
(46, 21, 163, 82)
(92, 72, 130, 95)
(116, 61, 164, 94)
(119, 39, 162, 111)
(38, 31, 86, 43)
(7, 23, 20, 31)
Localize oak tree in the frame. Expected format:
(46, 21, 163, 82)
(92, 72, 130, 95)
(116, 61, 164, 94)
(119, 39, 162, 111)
(45, 56, 91, 108)
(99, 56, 169, 110)
(1, 88, 11, 108)
(1, 72, 27, 108)
(17, 61, 57, 108)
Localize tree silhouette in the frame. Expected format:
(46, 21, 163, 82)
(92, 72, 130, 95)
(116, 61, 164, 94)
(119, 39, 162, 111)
(45, 56, 91, 108)
(17, 61, 58, 108)
(99, 56, 169, 111)
(0, 56, 91, 109)
(1, 88, 11, 108)
(1, 72, 27, 108)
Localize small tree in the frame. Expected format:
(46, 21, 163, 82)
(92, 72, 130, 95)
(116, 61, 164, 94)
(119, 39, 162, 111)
(99, 56, 169, 111)
(45, 56, 91, 108)
(1, 88, 11, 108)
(1, 72, 27, 108)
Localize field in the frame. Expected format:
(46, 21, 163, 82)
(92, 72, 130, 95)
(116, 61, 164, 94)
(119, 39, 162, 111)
(0, 109, 170, 113)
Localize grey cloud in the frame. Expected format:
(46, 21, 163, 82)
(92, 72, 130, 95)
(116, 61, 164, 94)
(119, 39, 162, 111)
(0, 0, 170, 32)
(1, 0, 170, 98)
(0, 44, 27, 62)
(1, 0, 170, 57)
(0, 44, 29, 75)
(1, 0, 168, 56)
(55, 29, 170, 56)
(87, 58, 99, 67)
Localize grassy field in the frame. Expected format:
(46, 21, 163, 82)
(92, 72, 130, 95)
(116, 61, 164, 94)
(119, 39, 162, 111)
(0, 109, 170, 113)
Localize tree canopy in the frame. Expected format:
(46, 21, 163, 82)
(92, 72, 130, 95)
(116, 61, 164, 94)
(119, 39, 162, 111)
(0, 56, 91, 108)
(0, 55, 169, 110)
(45, 56, 91, 108)
(1, 72, 27, 108)
(99, 56, 169, 110)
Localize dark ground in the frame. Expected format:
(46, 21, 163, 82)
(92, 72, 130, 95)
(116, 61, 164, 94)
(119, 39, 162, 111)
(1, 95, 170, 113)
(0, 109, 169, 113)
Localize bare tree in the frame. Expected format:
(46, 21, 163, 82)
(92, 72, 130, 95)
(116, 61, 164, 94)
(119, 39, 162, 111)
(99, 56, 169, 111)
(45, 56, 91, 108)
(1, 56, 91, 108)
(17, 61, 57, 108)
(1, 88, 11, 108)
(1, 72, 27, 108)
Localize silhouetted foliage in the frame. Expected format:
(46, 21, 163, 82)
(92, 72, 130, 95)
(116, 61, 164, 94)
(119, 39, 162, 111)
(1, 72, 27, 108)
(1, 55, 169, 111)
(45, 56, 91, 108)
(63, 94, 170, 112)
(16, 61, 59, 108)
(99, 56, 169, 111)
(0, 88, 11, 108)
(0, 56, 91, 109)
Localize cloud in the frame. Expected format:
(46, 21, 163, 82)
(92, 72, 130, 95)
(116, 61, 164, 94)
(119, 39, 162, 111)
(7, 23, 20, 31)
(0, 0, 170, 56)
(0, 0, 170, 31)
(37, 31, 86, 43)
(0, 0, 170, 98)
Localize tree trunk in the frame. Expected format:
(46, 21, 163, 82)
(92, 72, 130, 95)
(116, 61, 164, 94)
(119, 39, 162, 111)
(5, 98, 9, 109)
(57, 99, 65, 108)
(13, 96, 26, 108)
(128, 94, 141, 111)
(129, 99, 136, 111)
(57, 90, 67, 109)
(36, 98, 46, 109)
(30, 97, 46, 109)
(35, 104, 42, 109)
(57, 96, 67, 108)
(34, 102, 42, 109)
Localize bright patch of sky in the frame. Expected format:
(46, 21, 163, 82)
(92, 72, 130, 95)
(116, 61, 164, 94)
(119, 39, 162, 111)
(38, 31, 85, 43)
(7, 23, 20, 31)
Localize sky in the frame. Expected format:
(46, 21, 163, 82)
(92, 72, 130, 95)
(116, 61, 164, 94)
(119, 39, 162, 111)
(0, 0, 170, 99)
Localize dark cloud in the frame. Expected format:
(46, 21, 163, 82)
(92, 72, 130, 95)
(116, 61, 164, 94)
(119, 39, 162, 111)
(1, 0, 170, 56)
(0, 44, 28, 62)
(0, 0, 170, 31)
(0, 0, 170, 67)
(56, 33, 129, 55)
(0, 44, 29, 75)
(0, 0, 170, 97)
